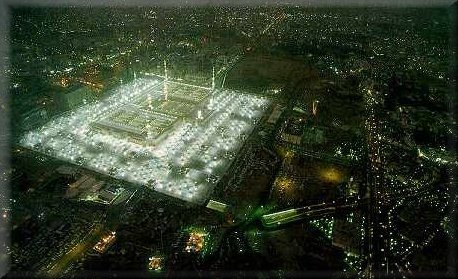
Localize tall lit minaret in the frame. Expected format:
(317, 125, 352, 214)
(211, 66, 215, 91)
(163, 60, 168, 101)
(312, 99, 319, 116)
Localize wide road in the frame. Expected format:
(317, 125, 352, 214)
(47, 223, 104, 276)
(261, 201, 361, 228)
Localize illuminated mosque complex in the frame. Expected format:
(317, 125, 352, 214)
(20, 62, 269, 203)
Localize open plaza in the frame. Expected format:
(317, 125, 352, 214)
(20, 77, 269, 203)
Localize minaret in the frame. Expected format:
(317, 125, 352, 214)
(222, 71, 228, 89)
(163, 60, 168, 101)
(211, 66, 215, 90)
(312, 100, 319, 116)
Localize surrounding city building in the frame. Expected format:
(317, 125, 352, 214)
(3, 4, 456, 279)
